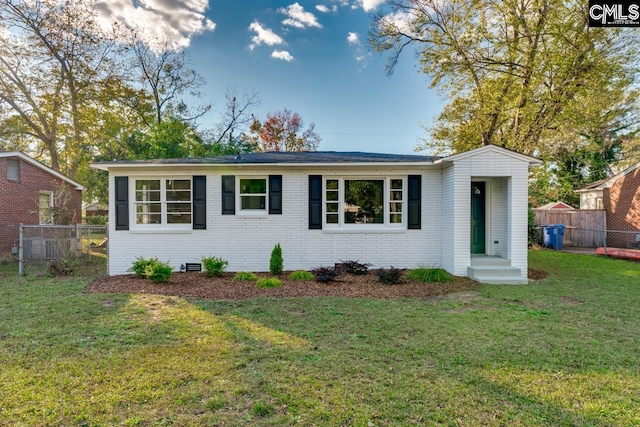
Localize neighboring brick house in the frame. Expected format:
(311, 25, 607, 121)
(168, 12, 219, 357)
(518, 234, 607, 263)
(576, 161, 640, 248)
(0, 151, 84, 256)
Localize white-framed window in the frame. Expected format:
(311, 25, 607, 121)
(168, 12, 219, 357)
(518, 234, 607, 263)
(134, 178, 191, 226)
(7, 159, 19, 181)
(324, 177, 406, 227)
(596, 197, 604, 209)
(239, 177, 267, 212)
(39, 191, 54, 224)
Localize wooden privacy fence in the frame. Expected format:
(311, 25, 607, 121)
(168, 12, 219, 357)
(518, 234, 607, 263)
(533, 209, 606, 247)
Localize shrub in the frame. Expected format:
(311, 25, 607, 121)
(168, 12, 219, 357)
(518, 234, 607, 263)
(338, 260, 371, 275)
(288, 270, 314, 281)
(270, 243, 283, 275)
(129, 257, 158, 277)
(407, 267, 453, 283)
(129, 257, 173, 282)
(256, 277, 283, 288)
(232, 271, 258, 281)
(312, 266, 339, 283)
(202, 256, 228, 277)
(376, 267, 403, 285)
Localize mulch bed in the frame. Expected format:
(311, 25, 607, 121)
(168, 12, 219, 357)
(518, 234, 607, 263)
(86, 271, 482, 301)
(86, 269, 550, 301)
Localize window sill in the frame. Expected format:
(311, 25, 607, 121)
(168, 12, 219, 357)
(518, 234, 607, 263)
(236, 213, 269, 219)
(130, 229, 193, 234)
(322, 228, 407, 234)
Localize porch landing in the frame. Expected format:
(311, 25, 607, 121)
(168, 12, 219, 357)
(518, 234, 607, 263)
(468, 256, 528, 285)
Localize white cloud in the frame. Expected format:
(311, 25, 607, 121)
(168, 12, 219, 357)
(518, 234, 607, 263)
(95, 0, 216, 50)
(353, 0, 386, 12)
(272, 50, 294, 61)
(248, 21, 285, 50)
(316, 5, 330, 13)
(279, 3, 322, 29)
(347, 32, 360, 45)
(381, 10, 415, 35)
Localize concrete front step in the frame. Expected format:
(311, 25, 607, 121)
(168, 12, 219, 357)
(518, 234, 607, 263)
(469, 275, 529, 285)
(468, 260, 528, 285)
(470, 256, 512, 266)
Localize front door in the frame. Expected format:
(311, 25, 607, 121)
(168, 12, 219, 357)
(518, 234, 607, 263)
(471, 182, 486, 254)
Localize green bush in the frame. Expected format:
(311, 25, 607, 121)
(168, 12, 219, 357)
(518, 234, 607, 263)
(270, 243, 283, 275)
(376, 267, 403, 285)
(256, 277, 283, 289)
(288, 270, 314, 281)
(129, 257, 173, 282)
(129, 257, 159, 277)
(232, 271, 258, 281)
(407, 267, 453, 283)
(83, 215, 108, 225)
(202, 256, 228, 277)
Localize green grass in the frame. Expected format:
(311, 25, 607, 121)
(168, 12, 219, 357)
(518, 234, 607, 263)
(232, 271, 259, 281)
(288, 270, 314, 281)
(1, 251, 640, 425)
(407, 266, 453, 282)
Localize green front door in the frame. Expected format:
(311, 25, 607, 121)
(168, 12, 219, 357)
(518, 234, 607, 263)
(471, 182, 486, 254)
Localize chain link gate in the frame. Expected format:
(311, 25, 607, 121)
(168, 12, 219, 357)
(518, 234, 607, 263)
(18, 224, 108, 276)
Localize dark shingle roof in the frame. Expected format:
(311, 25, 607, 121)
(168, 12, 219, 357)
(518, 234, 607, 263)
(94, 151, 440, 166)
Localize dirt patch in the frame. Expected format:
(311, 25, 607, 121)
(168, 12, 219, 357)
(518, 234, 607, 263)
(85, 271, 480, 301)
(559, 296, 585, 306)
(528, 268, 549, 280)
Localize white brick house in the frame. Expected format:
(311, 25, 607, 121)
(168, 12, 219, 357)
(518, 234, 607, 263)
(92, 145, 540, 284)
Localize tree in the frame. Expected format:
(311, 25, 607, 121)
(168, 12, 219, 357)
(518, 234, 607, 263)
(124, 32, 210, 126)
(247, 108, 321, 152)
(0, 0, 123, 176)
(370, 0, 640, 159)
(212, 86, 261, 144)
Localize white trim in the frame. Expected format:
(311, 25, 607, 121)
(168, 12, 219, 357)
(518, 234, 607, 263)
(439, 144, 542, 166)
(0, 151, 85, 190)
(91, 161, 437, 171)
(322, 176, 407, 230)
(131, 177, 193, 230)
(236, 176, 268, 215)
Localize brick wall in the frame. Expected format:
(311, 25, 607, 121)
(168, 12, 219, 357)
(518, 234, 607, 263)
(603, 168, 640, 248)
(0, 156, 82, 255)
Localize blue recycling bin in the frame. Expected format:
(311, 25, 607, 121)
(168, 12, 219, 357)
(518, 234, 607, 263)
(543, 224, 565, 250)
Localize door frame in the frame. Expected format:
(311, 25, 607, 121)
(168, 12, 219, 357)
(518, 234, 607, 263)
(471, 179, 491, 255)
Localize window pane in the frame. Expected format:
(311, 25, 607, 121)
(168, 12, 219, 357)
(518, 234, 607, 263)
(241, 195, 266, 210)
(166, 179, 190, 190)
(390, 214, 402, 224)
(240, 179, 266, 194)
(136, 203, 161, 213)
(391, 179, 403, 189)
(390, 202, 403, 213)
(166, 190, 191, 202)
(137, 214, 161, 224)
(391, 190, 403, 201)
(167, 202, 191, 213)
(344, 180, 384, 224)
(326, 191, 338, 201)
(135, 191, 160, 202)
(136, 180, 160, 191)
(167, 214, 192, 224)
(326, 214, 338, 224)
(326, 180, 338, 190)
(7, 159, 19, 180)
(326, 203, 339, 213)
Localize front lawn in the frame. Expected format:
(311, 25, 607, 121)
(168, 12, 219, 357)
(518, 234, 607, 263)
(0, 251, 639, 426)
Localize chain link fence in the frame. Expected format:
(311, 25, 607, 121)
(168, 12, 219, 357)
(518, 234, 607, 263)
(19, 224, 107, 277)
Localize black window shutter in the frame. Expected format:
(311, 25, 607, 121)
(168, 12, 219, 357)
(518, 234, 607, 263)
(192, 175, 206, 229)
(114, 176, 129, 230)
(309, 175, 322, 229)
(222, 175, 235, 215)
(269, 175, 282, 214)
(407, 175, 421, 229)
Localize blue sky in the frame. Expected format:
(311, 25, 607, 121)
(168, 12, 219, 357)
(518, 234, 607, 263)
(97, 0, 443, 154)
